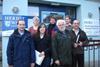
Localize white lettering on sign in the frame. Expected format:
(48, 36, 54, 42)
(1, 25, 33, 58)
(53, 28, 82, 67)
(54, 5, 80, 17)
(82, 19, 100, 36)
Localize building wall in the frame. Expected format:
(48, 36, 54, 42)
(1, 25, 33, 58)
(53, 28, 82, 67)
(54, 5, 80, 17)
(3, 0, 28, 15)
(44, 0, 100, 40)
(80, 1, 100, 40)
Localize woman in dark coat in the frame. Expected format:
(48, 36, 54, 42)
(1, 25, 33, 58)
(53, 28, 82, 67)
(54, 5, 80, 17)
(34, 23, 51, 67)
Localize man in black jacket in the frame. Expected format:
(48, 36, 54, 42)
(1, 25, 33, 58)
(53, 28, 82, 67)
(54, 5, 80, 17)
(7, 20, 35, 67)
(70, 20, 89, 67)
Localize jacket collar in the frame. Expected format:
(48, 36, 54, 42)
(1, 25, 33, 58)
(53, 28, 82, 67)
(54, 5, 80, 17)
(72, 28, 82, 35)
(13, 29, 27, 37)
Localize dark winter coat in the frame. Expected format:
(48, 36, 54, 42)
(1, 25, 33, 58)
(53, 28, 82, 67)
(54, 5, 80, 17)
(70, 28, 89, 54)
(7, 29, 35, 67)
(52, 30, 73, 65)
(34, 34, 51, 57)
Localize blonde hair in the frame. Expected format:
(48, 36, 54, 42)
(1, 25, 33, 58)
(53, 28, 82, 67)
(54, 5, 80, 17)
(33, 16, 40, 23)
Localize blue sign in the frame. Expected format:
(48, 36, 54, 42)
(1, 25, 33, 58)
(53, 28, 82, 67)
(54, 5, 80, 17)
(2, 15, 28, 31)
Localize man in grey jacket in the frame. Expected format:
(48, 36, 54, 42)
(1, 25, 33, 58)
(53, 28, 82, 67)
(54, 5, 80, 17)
(52, 19, 73, 67)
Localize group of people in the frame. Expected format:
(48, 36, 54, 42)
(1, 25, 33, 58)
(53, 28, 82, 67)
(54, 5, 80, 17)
(7, 15, 89, 67)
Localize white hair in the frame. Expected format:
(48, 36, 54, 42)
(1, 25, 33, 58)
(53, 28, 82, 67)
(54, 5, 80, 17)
(56, 19, 66, 26)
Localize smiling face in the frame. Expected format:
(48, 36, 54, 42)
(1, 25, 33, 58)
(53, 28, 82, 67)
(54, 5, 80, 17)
(33, 16, 39, 26)
(72, 20, 80, 30)
(50, 17, 56, 24)
(65, 16, 71, 26)
(17, 20, 25, 32)
(57, 20, 66, 32)
(39, 24, 46, 34)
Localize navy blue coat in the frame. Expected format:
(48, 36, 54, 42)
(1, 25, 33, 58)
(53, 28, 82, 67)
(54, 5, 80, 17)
(7, 29, 35, 67)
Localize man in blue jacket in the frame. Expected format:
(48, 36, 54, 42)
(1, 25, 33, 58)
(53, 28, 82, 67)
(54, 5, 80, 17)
(7, 20, 35, 67)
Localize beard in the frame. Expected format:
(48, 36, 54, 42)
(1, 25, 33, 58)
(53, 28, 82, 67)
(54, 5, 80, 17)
(59, 26, 66, 32)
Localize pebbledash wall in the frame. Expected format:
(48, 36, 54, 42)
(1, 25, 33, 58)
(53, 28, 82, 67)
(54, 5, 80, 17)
(2, 0, 100, 67)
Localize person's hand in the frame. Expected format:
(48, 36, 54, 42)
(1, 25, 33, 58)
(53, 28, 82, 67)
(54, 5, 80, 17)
(74, 43, 78, 48)
(55, 60, 60, 65)
(79, 41, 83, 46)
(39, 51, 45, 57)
(31, 63, 35, 67)
(8, 65, 13, 67)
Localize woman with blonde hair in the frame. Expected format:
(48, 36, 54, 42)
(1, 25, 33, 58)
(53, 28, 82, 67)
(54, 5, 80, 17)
(29, 16, 40, 36)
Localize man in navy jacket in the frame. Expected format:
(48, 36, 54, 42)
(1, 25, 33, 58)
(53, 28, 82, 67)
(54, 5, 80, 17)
(7, 20, 35, 67)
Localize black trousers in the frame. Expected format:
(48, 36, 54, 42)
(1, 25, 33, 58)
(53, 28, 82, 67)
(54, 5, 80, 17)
(72, 54, 84, 67)
(52, 63, 72, 67)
